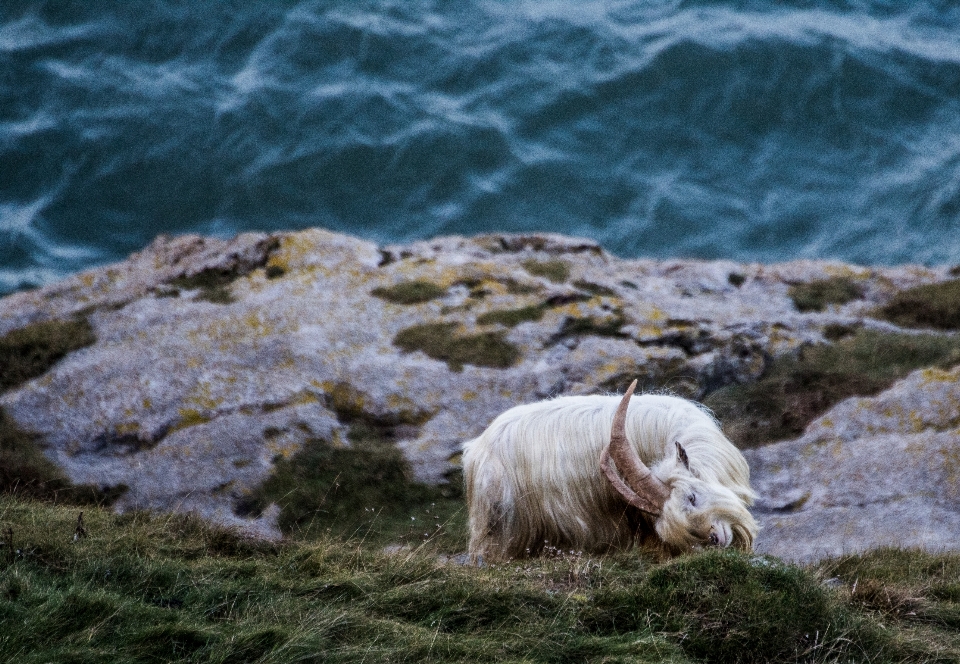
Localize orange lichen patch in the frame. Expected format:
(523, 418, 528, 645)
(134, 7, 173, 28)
(265, 232, 322, 274)
(920, 367, 960, 384)
(910, 411, 926, 433)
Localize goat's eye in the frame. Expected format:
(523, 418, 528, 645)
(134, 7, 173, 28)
(688, 494, 696, 506)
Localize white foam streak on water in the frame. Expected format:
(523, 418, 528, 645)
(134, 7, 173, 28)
(2, 1, 960, 296)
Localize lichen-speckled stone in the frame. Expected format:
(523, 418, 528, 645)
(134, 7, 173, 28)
(746, 366, 960, 560)
(1, 228, 956, 550)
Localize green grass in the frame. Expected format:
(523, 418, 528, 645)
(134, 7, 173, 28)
(393, 322, 521, 372)
(789, 277, 864, 312)
(236, 422, 465, 547)
(0, 318, 96, 393)
(705, 329, 960, 448)
(874, 279, 960, 330)
(2, 497, 957, 663)
(371, 280, 447, 305)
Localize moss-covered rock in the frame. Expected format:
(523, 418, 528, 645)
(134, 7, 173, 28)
(874, 278, 960, 330)
(0, 319, 95, 393)
(371, 280, 447, 305)
(4, 228, 960, 559)
(393, 322, 521, 371)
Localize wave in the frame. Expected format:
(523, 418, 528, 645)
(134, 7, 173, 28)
(2, 0, 960, 294)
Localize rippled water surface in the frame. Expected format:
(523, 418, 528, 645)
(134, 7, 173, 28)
(2, 1, 960, 294)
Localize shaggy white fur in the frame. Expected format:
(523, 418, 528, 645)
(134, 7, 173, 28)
(463, 393, 758, 560)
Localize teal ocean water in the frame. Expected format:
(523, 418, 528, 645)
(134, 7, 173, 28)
(2, 1, 960, 295)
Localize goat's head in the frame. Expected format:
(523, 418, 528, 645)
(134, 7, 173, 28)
(600, 380, 758, 552)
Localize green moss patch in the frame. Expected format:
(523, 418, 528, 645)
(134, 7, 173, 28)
(0, 409, 126, 505)
(371, 280, 447, 305)
(0, 319, 96, 393)
(165, 239, 281, 304)
(476, 305, 547, 327)
(789, 277, 864, 312)
(393, 322, 520, 371)
(705, 329, 960, 448)
(572, 280, 616, 296)
(554, 312, 628, 340)
(325, 381, 433, 429)
(237, 423, 463, 546)
(169, 269, 239, 304)
(728, 272, 746, 287)
(874, 278, 960, 330)
(522, 259, 570, 283)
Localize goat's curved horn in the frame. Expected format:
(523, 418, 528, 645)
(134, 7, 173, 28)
(600, 379, 671, 516)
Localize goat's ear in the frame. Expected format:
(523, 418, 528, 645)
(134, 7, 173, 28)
(675, 442, 690, 471)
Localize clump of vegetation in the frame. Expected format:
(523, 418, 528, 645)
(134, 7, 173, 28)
(237, 423, 463, 546)
(554, 312, 628, 340)
(265, 265, 285, 279)
(393, 322, 520, 371)
(0, 410, 126, 505)
(324, 381, 433, 429)
(821, 548, 960, 633)
(169, 268, 240, 304)
(522, 259, 570, 283)
(874, 279, 960, 330)
(788, 276, 864, 312)
(0, 318, 95, 393)
(587, 551, 892, 664)
(476, 305, 547, 327)
(371, 280, 447, 305)
(501, 278, 540, 295)
(705, 329, 960, 448)
(572, 280, 616, 296)
(4, 497, 956, 663)
(163, 238, 281, 304)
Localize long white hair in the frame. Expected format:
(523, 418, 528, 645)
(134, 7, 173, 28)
(463, 390, 758, 560)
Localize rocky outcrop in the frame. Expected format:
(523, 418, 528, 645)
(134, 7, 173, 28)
(1, 227, 958, 557)
(747, 365, 960, 560)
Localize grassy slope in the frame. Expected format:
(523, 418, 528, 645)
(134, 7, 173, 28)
(2, 498, 959, 664)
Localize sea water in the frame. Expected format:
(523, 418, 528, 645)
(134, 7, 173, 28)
(2, 0, 960, 295)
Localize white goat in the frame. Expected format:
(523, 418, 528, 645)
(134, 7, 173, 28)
(463, 380, 758, 560)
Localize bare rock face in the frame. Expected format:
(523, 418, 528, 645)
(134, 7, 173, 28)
(746, 366, 960, 561)
(1, 227, 958, 556)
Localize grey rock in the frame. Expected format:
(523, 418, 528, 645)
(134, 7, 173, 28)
(746, 366, 960, 561)
(2, 228, 958, 556)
